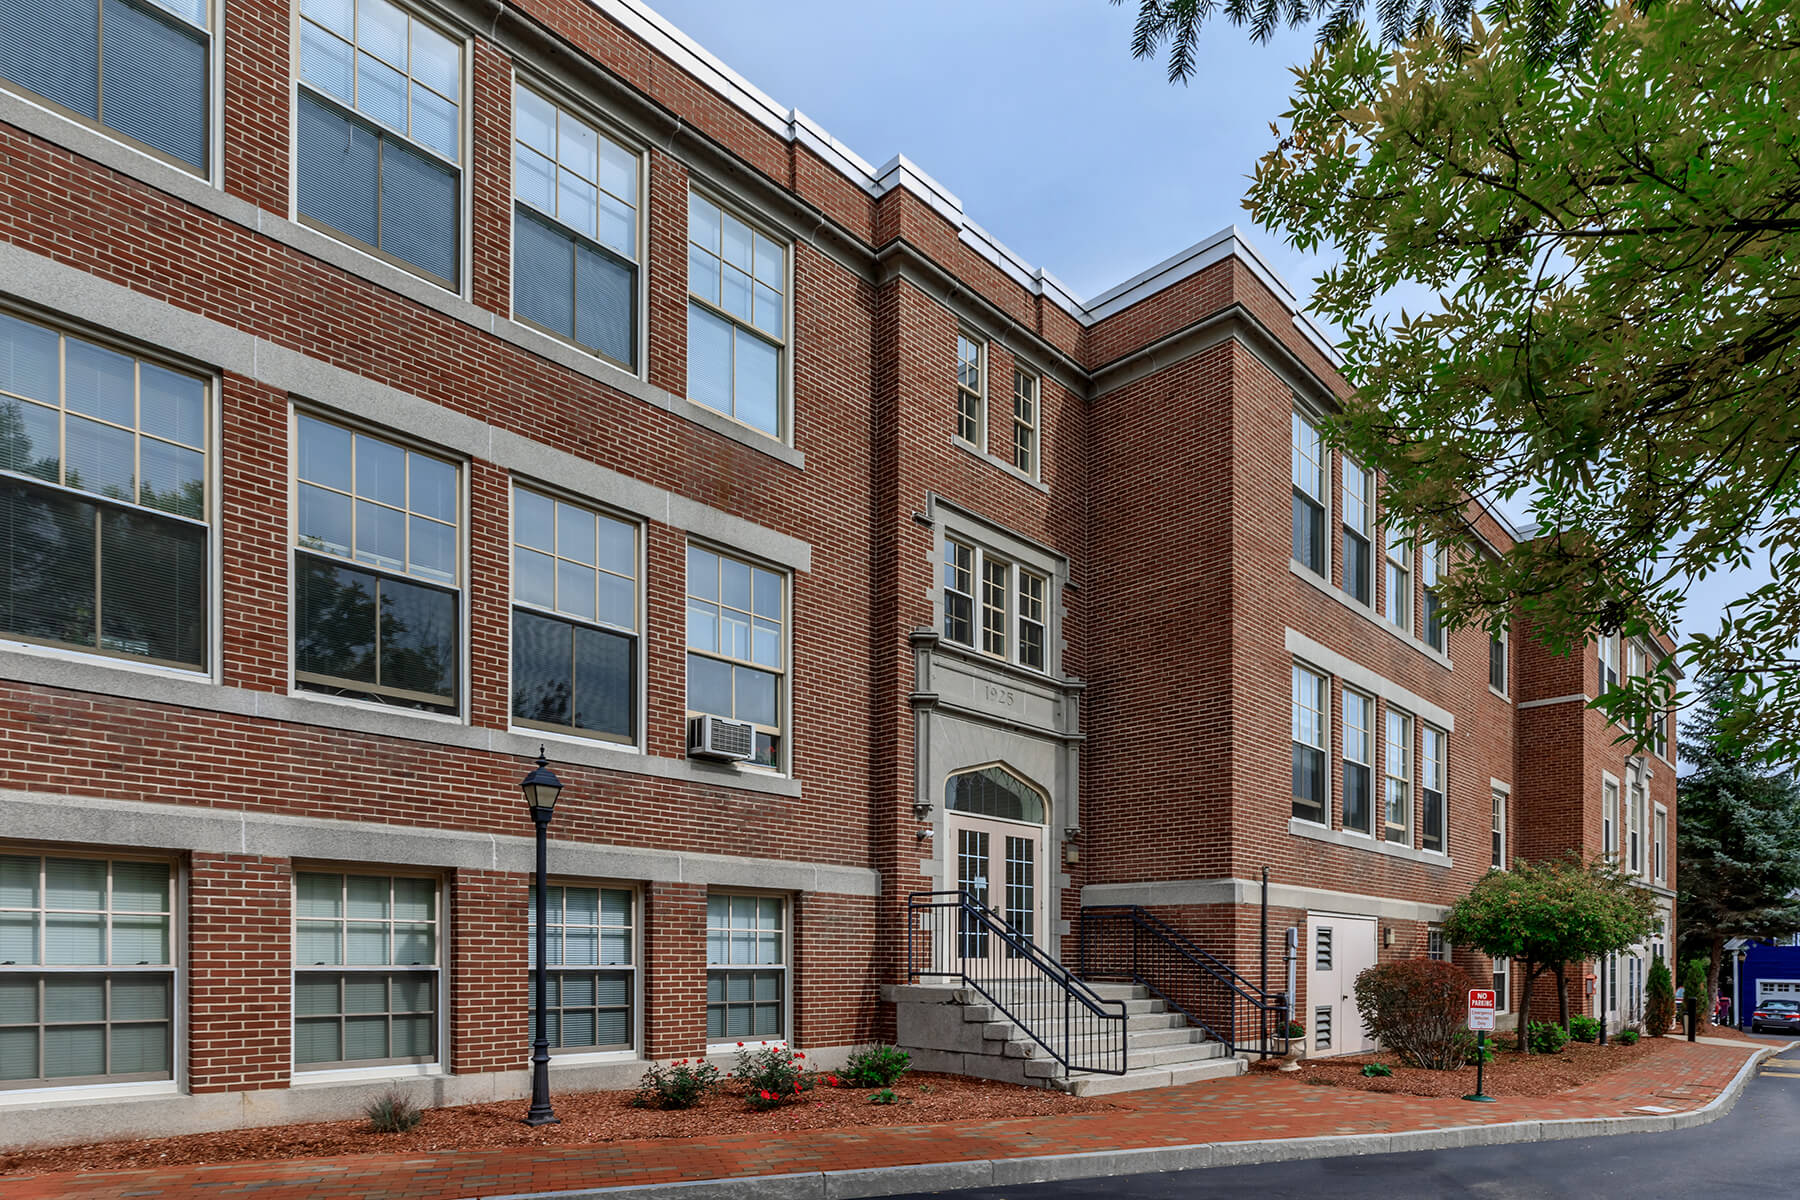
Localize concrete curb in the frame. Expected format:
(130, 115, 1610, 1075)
(474, 1044, 1779, 1200)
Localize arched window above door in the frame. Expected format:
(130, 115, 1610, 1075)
(945, 766, 1045, 824)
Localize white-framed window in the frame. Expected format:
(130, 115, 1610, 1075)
(1491, 788, 1507, 870)
(685, 544, 785, 769)
(1291, 410, 1326, 576)
(1010, 368, 1038, 476)
(1384, 708, 1412, 845)
(293, 870, 440, 1070)
(1653, 804, 1667, 884)
(1493, 957, 1510, 1012)
(1421, 724, 1446, 854)
(1292, 664, 1328, 824)
(1383, 525, 1411, 630)
(1340, 458, 1371, 605)
(1598, 632, 1621, 693)
(296, 0, 464, 286)
(512, 84, 639, 370)
(0, 0, 212, 172)
(511, 486, 636, 745)
(1421, 541, 1445, 652)
(1427, 926, 1449, 963)
(942, 537, 1050, 674)
(0, 310, 210, 670)
(955, 334, 984, 447)
(0, 850, 176, 1089)
(705, 892, 785, 1045)
(527, 883, 634, 1055)
(1629, 774, 1646, 876)
(1603, 776, 1620, 862)
(293, 413, 460, 712)
(1341, 689, 1374, 836)
(686, 191, 787, 438)
(1489, 626, 1508, 695)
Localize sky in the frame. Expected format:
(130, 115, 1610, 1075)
(643, 0, 1767, 664)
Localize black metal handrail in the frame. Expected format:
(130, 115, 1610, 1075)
(1079, 904, 1290, 1057)
(907, 890, 1128, 1076)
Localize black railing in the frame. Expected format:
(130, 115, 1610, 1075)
(1079, 904, 1290, 1057)
(907, 890, 1128, 1076)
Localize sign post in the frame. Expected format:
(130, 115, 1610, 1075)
(1464, 988, 1496, 1102)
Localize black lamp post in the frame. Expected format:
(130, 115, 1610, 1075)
(522, 748, 563, 1127)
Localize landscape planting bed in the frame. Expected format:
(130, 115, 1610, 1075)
(1296, 1034, 1668, 1097)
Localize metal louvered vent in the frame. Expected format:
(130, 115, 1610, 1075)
(1315, 927, 1333, 970)
(1315, 1006, 1333, 1050)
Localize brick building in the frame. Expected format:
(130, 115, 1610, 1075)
(0, 0, 1673, 1142)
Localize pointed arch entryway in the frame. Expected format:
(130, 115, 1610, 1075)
(944, 763, 1049, 971)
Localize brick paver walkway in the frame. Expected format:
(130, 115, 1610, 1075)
(0, 1040, 1759, 1200)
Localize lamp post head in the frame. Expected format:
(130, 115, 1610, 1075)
(521, 748, 563, 816)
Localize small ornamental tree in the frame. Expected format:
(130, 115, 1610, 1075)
(1352, 958, 1473, 1070)
(1644, 958, 1676, 1036)
(1681, 959, 1712, 1031)
(1442, 855, 1657, 1052)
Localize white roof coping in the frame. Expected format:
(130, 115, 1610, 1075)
(593, 0, 1340, 353)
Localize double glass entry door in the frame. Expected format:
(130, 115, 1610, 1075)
(952, 815, 1042, 970)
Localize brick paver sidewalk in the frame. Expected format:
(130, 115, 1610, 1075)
(0, 1040, 1758, 1200)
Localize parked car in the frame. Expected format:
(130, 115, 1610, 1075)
(1749, 999, 1800, 1033)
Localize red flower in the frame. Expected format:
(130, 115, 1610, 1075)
(737, 1042, 745, 1047)
(793, 1081, 802, 1094)
(795, 1052, 804, 1059)
(760, 1089, 774, 1100)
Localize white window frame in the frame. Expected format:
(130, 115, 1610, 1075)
(1491, 787, 1507, 871)
(0, 847, 182, 1095)
(1341, 688, 1374, 837)
(1427, 926, 1449, 963)
(1421, 541, 1446, 652)
(1291, 663, 1329, 826)
(1489, 626, 1508, 698)
(1340, 457, 1372, 605)
(1383, 525, 1411, 632)
(1628, 771, 1646, 877)
(1420, 724, 1447, 855)
(1602, 774, 1621, 863)
(1384, 707, 1412, 845)
(955, 333, 986, 449)
(685, 188, 792, 441)
(1598, 632, 1621, 694)
(290, 867, 445, 1079)
(1493, 956, 1510, 1013)
(1653, 804, 1667, 884)
(1009, 366, 1039, 478)
(526, 880, 640, 1061)
(704, 891, 789, 1050)
(1291, 408, 1328, 579)
(941, 537, 1053, 676)
(684, 543, 789, 772)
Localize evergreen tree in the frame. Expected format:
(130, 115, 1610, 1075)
(1678, 676, 1800, 1005)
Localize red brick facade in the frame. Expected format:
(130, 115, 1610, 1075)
(0, 0, 1671, 1141)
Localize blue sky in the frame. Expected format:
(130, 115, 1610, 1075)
(645, 0, 1762, 664)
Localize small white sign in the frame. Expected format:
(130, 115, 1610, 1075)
(1468, 988, 1496, 1031)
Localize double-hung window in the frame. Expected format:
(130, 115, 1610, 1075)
(1016, 570, 1046, 671)
(955, 335, 984, 446)
(686, 545, 785, 768)
(1653, 806, 1667, 884)
(0, 312, 209, 669)
(527, 884, 633, 1054)
(1010, 369, 1038, 476)
(1489, 627, 1508, 695)
(1629, 776, 1645, 876)
(297, 0, 462, 286)
(1603, 777, 1619, 862)
(942, 538, 974, 646)
(513, 85, 638, 370)
(294, 871, 438, 1070)
(981, 556, 1008, 657)
(1598, 632, 1620, 693)
(293, 415, 460, 712)
(1341, 689, 1373, 835)
(1421, 542, 1445, 651)
(940, 537, 1049, 673)
(1427, 927, 1449, 963)
(705, 893, 784, 1044)
(687, 193, 787, 438)
(1291, 664, 1327, 824)
(1291, 410, 1326, 575)
(511, 486, 636, 744)
(0, 0, 211, 170)
(1384, 708, 1412, 844)
(1383, 526, 1410, 630)
(1421, 724, 1446, 853)
(1493, 958, 1510, 1011)
(0, 852, 175, 1089)
(1340, 458, 1371, 604)
(1491, 789, 1506, 869)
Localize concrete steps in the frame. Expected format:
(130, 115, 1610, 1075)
(885, 981, 1247, 1097)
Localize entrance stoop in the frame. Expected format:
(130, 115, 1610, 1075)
(883, 980, 1246, 1097)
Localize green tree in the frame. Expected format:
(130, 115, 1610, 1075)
(1678, 677, 1800, 1003)
(1644, 957, 1675, 1035)
(1119, 0, 1800, 761)
(1442, 856, 1657, 1050)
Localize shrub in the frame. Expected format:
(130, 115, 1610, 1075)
(733, 1043, 811, 1110)
(1645, 958, 1676, 1036)
(1286, 1020, 1306, 1039)
(870, 1088, 899, 1105)
(1568, 1015, 1603, 1044)
(364, 1089, 423, 1133)
(1464, 1035, 1494, 1065)
(1361, 1062, 1394, 1077)
(1681, 959, 1711, 1027)
(634, 1059, 721, 1110)
(1527, 1021, 1569, 1054)
(1616, 1029, 1641, 1045)
(1352, 958, 1474, 1070)
(842, 1045, 911, 1088)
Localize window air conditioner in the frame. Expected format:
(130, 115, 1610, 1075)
(687, 714, 755, 761)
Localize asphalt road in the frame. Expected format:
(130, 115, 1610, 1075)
(888, 1034, 1800, 1200)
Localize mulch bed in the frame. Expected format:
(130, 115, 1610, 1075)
(0, 1074, 1109, 1178)
(1297, 1034, 1665, 1098)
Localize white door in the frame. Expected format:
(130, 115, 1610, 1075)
(1306, 914, 1378, 1056)
(1757, 979, 1800, 1005)
(947, 813, 1044, 971)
